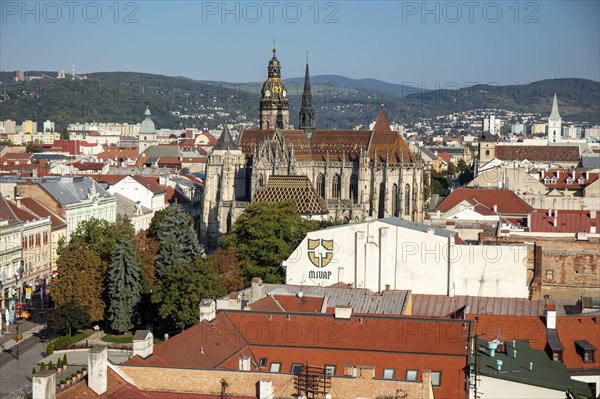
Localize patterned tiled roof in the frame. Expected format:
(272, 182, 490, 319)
(495, 145, 579, 162)
(253, 175, 328, 215)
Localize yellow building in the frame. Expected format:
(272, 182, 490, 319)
(531, 123, 547, 135)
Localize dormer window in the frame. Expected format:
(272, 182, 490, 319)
(550, 177, 557, 184)
(566, 177, 573, 184)
(544, 177, 551, 184)
(578, 177, 585, 184)
(575, 340, 596, 364)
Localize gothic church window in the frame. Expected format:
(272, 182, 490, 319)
(316, 174, 325, 198)
(350, 175, 358, 204)
(378, 183, 386, 216)
(392, 184, 399, 216)
(258, 174, 265, 187)
(404, 184, 411, 216)
(332, 174, 341, 199)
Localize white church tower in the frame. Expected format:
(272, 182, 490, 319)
(138, 107, 157, 155)
(547, 93, 562, 144)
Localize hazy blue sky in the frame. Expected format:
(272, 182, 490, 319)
(1, 1, 598, 86)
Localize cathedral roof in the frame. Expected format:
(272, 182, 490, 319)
(373, 106, 392, 131)
(253, 175, 328, 215)
(212, 124, 239, 151)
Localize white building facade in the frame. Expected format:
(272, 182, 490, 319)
(283, 218, 530, 298)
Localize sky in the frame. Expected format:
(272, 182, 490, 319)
(1, 1, 599, 87)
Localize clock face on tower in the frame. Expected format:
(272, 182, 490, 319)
(264, 89, 271, 98)
(282, 90, 287, 98)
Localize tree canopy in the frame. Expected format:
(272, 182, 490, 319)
(151, 257, 226, 331)
(52, 243, 106, 322)
(222, 201, 319, 283)
(107, 236, 142, 333)
(70, 216, 134, 263)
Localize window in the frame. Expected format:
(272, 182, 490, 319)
(291, 364, 303, 374)
(406, 370, 418, 381)
(350, 175, 358, 204)
(258, 174, 265, 187)
(485, 149, 490, 156)
(383, 368, 395, 380)
(578, 177, 585, 184)
(546, 270, 554, 280)
(259, 357, 268, 367)
(431, 371, 442, 387)
(325, 365, 336, 376)
(270, 363, 281, 372)
(378, 182, 386, 216)
(392, 183, 399, 216)
(544, 177, 550, 184)
(331, 174, 341, 199)
(575, 340, 596, 364)
(584, 351, 594, 363)
(404, 184, 411, 216)
(552, 351, 563, 362)
(566, 177, 573, 184)
(316, 174, 325, 198)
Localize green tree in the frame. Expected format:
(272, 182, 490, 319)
(154, 205, 203, 275)
(70, 216, 134, 263)
(107, 237, 142, 333)
(52, 243, 106, 322)
(447, 162, 458, 176)
(26, 142, 43, 153)
(222, 201, 319, 283)
(46, 301, 91, 336)
(151, 257, 226, 331)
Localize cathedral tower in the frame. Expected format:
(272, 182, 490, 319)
(260, 48, 289, 130)
(138, 107, 157, 154)
(547, 93, 562, 143)
(298, 59, 315, 135)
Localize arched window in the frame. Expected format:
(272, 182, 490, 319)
(331, 174, 341, 199)
(316, 174, 325, 198)
(258, 174, 265, 187)
(350, 175, 359, 204)
(392, 184, 399, 216)
(378, 182, 386, 217)
(404, 184, 411, 216)
(485, 150, 490, 156)
(215, 174, 221, 202)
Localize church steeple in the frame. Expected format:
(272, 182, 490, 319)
(299, 55, 315, 133)
(547, 93, 562, 144)
(549, 93, 561, 120)
(259, 47, 289, 130)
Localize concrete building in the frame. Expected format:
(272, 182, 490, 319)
(283, 217, 531, 298)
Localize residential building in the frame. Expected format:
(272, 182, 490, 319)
(16, 176, 116, 240)
(107, 175, 166, 213)
(0, 195, 23, 310)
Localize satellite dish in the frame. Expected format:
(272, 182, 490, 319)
(297, 291, 304, 298)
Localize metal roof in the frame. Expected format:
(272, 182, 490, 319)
(239, 284, 411, 315)
(411, 294, 545, 317)
(547, 329, 565, 352)
(39, 176, 112, 205)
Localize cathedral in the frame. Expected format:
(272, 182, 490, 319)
(200, 48, 425, 247)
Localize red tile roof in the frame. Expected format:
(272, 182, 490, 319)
(469, 315, 600, 371)
(128, 310, 471, 399)
(250, 294, 324, 313)
(8, 201, 39, 222)
(437, 152, 452, 164)
(72, 162, 105, 171)
(131, 176, 165, 194)
(540, 170, 599, 189)
(495, 145, 579, 162)
(3, 152, 32, 160)
(18, 197, 66, 229)
(372, 107, 391, 131)
(435, 188, 534, 215)
(97, 147, 139, 160)
(529, 209, 599, 233)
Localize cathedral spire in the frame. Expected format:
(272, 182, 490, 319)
(549, 93, 560, 120)
(213, 123, 238, 151)
(299, 56, 315, 132)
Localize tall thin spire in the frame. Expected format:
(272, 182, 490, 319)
(299, 55, 315, 131)
(549, 93, 560, 120)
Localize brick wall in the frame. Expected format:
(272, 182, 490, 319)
(480, 234, 600, 301)
(117, 365, 433, 399)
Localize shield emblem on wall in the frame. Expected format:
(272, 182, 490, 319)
(307, 239, 334, 268)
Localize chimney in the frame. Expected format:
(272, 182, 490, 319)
(545, 303, 557, 329)
(586, 171, 589, 180)
(557, 171, 560, 179)
(493, 204, 498, 213)
(32, 370, 56, 399)
(334, 306, 352, 319)
(527, 213, 531, 229)
(496, 359, 503, 371)
(251, 277, 264, 303)
(553, 210, 558, 227)
(88, 347, 108, 395)
(528, 362, 533, 371)
(199, 298, 216, 322)
(132, 330, 153, 359)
